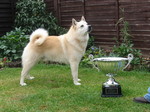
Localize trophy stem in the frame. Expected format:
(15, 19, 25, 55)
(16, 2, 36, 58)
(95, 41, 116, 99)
(104, 73, 119, 86)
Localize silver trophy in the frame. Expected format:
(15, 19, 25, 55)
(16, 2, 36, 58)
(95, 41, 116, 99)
(90, 54, 133, 97)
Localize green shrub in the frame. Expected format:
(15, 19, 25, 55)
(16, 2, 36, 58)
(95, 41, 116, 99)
(80, 46, 107, 67)
(87, 36, 95, 49)
(14, 0, 66, 35)
(0, 28, 28, 61)
(113, 18, 142, 66)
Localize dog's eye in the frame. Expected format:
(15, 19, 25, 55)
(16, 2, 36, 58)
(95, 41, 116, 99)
(80, 25, 84, 28)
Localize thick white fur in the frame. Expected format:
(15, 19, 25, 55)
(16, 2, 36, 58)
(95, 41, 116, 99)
(20, 16, 90, 86)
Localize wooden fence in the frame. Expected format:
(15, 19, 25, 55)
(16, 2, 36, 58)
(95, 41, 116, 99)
(0, 0, 16, 36)
(45, 0, 150, 57)
(0, 0, 149, 57)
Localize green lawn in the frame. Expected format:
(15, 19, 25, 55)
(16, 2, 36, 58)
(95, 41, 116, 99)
(0, 64, 150, 112)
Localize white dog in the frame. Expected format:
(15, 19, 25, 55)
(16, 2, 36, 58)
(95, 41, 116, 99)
(20, 16, 92, 86)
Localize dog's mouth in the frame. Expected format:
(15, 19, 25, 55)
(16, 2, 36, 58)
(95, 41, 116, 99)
(88, 25, 92, 32)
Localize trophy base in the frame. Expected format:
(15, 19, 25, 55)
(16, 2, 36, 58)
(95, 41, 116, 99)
(101, 85, 122, 97)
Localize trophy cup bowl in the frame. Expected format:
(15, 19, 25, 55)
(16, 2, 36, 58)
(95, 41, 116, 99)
(90, 54, 133, 97)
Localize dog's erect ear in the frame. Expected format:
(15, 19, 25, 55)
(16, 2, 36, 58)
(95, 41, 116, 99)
(72, 18, 77, 26)
(81, 16, 86, 21)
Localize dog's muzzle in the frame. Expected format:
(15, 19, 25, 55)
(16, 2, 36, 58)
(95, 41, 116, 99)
(88, 25, 92, 32)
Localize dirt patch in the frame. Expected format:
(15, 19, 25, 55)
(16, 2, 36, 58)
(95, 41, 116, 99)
(4, 61, 22, 68)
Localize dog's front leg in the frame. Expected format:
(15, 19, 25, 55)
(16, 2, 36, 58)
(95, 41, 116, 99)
(70, 61, 81, 85)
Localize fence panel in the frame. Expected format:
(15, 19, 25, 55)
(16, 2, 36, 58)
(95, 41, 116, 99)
(51, 0, 150, 57)
(1, 0, 149, 57)
(119, 0, 150, 57)
(57, 0, 84, 27)
(85, 0, 118, 49)
(0, 0, 16, 36)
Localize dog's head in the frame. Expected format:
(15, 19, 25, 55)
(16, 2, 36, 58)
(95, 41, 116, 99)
(71, 16, 92, 36)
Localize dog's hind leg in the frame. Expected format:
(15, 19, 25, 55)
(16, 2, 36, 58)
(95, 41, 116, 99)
(20, 63, 35, 86)
(20, 57, 38, 86)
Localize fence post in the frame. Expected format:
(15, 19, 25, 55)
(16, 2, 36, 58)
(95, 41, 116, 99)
(54, 0, 61, 25)
(11, 0, 17, 28)
(82, 0, 86, 18)
(115, 0, 120, 45)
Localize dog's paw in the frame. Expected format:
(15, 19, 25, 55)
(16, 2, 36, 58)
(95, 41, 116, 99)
(26, 76, 35, 80)
(28, 76, 35, 80)
(78, 79, 81, 81)
(20, 83, 27, 86)
(74, 82, 81, 86)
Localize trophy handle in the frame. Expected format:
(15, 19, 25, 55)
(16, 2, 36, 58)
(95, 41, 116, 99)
(89, 54, 100, 72)
(123, 54, 134, 70)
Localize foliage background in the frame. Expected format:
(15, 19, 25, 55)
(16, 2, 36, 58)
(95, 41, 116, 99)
(0, 28, 28, 61)
(14, 0, 66, 35)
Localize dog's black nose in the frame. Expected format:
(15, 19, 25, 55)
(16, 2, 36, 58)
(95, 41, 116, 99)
(88, 25, 92, 32)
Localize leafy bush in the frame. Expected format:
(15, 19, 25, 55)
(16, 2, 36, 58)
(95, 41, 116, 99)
(87, 35, 95, 49)
(14, 0, 66, 35)
(80, 46, 107, 67)
(0, 28, 28, 61)
(113, 18, 142, 66)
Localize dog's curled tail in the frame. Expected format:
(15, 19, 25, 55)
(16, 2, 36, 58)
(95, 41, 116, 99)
(30, 28, 48, 45)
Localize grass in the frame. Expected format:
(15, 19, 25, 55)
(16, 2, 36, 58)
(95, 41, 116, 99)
(0, 64, 150, 112)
